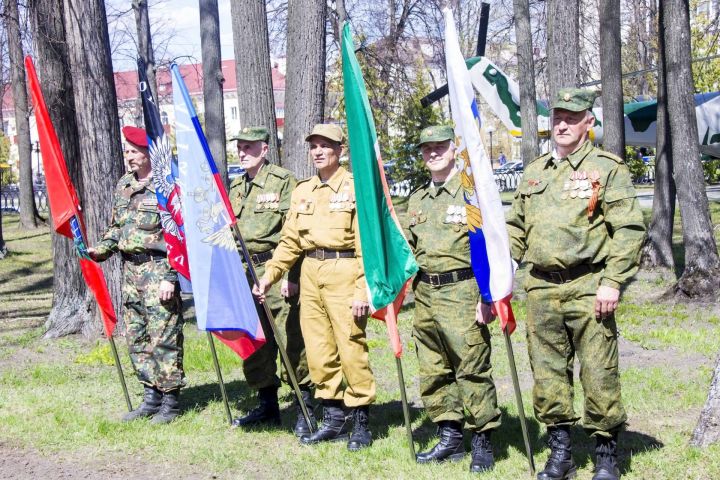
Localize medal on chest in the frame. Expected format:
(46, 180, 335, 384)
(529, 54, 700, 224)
(329, 191, 355, 210)
(256, 192, 280, 209)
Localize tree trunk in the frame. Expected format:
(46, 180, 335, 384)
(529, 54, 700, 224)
(62, 0, 124, 336)
(282, 0, 326, 179)
(132, 0, 158, 105)
(0, 169, 6, 258)
(663, 0, 720, 297)
(199, 0, 228, 186)
(229, 0, 278, 164)
(641, 0, 676, 271)
(512, 0, 539, 165)
(546, 0, 580, 102)
(599, 0, 625, 159)
(4, 0, 41, 229)
(29, 0, 97, 336)
(692, 353, 720, 447)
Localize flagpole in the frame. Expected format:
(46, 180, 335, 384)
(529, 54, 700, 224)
(230, 223, 315, 434)
(108, 336, 132, 412)
(395, 357, 416, 460)
(503, 328, 535, 476)
(207, 331, 233, 425)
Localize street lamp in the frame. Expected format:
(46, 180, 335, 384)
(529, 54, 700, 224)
(486, 125, 495, 165)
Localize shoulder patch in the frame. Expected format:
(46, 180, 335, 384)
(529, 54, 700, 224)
(596, 150, 625, 164)
(118, 172, 135, 188)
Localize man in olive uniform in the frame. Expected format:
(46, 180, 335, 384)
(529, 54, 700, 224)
(405, 125, 501, 473)
(90, 126, 184, 424)
(227, 126, 313, 436)
(254, 124, 376, 451)
(504, 89, 645, 480)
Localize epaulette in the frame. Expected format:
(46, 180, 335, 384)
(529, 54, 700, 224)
(117, 172, 135, 188)
(529, 152, 552, 166)
(267, 163, 291, 179)
(296, 176, 313, 185)
(409, 180, 430, 198)
(595, 150, 625, 164)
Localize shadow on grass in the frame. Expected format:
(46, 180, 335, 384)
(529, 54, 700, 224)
(492, 406, 543, 462)
(182, 379, 253, 414)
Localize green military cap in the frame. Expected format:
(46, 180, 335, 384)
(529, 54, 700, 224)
(417, 125, 455, 147)
(230, 126, 270, 143)
(552, 88, 598, 112)
(305, 123, 344, 144)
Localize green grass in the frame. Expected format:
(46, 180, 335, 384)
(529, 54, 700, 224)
(2, 207, 720, 479)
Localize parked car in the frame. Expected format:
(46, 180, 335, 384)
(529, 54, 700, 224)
(227, 165, 245, 180)
(494, 160, 524, 174)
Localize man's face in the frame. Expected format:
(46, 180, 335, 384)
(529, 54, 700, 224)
(124, 143, 150, 173)
(552, 109, 595, 151)
(237, 140, 268, 171)
(308, 135, 342, 171)
(420, 140, 456, 174)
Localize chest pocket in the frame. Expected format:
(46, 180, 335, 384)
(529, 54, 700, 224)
(136, 199, 161, 231)
(296, 201, 316, 231)
(327, 203, 354, 230)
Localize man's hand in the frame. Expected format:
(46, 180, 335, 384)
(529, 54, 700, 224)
(280, 280, 299, 298)
(159, 280, 175, 302)
(352, 299, 369, 318)
(595, 285, 620, 318)
(253, 278, 271, 304)
(476, 301, 496, 325)
(87, 247, 99, 262)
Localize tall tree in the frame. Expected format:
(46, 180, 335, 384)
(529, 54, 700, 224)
(132, 0, 158, 104)
(546, 0, 580, 101)
(598, 0, 625, 159)
(4, 0, 41, 229)
(29, 0, 97, 336)
(62, 0, 124, 336)
(512, 0, 539, 165)
(199, 0, 228, 186)
(692, 354, 720, 446)
(229, 0, 279, 164)
(663, 0, 720, 297)
(641, 0, 675, 271)
(282, 0, 326, 179)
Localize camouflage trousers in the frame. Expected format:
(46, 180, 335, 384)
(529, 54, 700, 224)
(122, 259, 185, 392)
(412, 277, 501, 432)
(525, 270, 626, 436)
(242, 263, 310, 390)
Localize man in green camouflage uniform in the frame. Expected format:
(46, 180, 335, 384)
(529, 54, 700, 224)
(90, 126, 184, 424)
(404, 125, 501, 473)
(227, 126, 313, 436)
(505, 89, 645, 480)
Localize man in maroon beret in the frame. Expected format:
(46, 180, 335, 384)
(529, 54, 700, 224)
(88, 125, 185, 424)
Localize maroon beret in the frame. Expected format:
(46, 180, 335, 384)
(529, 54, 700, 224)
(122, 126, 148, 148)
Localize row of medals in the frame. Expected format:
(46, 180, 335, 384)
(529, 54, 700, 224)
(561, 179, 594, 200)
(445, 205, 467, 225)
(256, 193, 280, 209)
(329, 192, 354, 210)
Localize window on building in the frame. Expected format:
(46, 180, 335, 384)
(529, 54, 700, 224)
(231, 107, 238, 120)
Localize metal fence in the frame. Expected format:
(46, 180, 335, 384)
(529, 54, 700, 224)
(0, 187, 49, 213)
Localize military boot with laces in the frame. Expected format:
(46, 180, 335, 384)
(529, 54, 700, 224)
(592, 432, 620, 480)
(151, 389, 181, 424)
(416, 421, 466, 464)
(347, 406, 372, 451)
(122, 385, 162, 422)
(300, 400, 348, 445)
(469, 430, 494, 473)
(537, 426, 577, 480)
(293, 388, 317, 437)
(232, 386, 281, 428)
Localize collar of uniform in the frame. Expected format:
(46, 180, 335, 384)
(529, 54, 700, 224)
(312, 165, 347, 192)
(249, 162, 271, 188)
(562, 140, 593, 169)
(129, 174, 155, 193)
(429, 167, 461, 199)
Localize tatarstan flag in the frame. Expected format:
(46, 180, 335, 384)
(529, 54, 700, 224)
(341, 22, 419, 358)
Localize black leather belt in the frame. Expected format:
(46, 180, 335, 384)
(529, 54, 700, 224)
(305, 248, 356, 260)
(530, 263, 602, 284)
(419, 268, 475, 286)
(250, 249, 274, 265)
(121, 251, 166, 265)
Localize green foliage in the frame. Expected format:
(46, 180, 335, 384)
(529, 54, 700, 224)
(691, 1, 720, 92)
(702, 158, 720, 183)
(75, 343, 114, 366)
(625, 146, 651, 181)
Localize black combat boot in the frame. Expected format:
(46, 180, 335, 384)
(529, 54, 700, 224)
(151, 389, 181, 424)
(347, 406, 372, 451)
(592, 432, 620, 480)
(300, 400, 348, 445)
(537, 426, 577, 480)
(469, 430, 494, 473)
(293, 388, 317, 437)
(416, 421, 465, 464)
(232, 386, 281, 428)
(122, 385, 162, 422)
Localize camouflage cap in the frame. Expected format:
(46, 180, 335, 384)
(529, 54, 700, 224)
(305, 123, 344, 144)
(552, 88, 598, 112)
(230, 126, 270, 143)
(417, 125, 454, 147)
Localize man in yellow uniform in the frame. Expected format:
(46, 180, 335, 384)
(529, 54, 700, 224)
(254, 124, 376, 451)
(227, 126, 312, 436)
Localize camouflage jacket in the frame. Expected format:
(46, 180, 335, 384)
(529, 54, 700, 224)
(403, 169, 472, 273)
(506, 140, 646, 289)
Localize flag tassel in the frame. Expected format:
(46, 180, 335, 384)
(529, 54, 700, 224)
(207, 331, 233, 425)
(108, 335, 132, 412)
(503, 329, 535, 476)
(230, 223, 314, 434)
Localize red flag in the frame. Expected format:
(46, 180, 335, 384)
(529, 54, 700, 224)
(25, 56, 117, 337)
